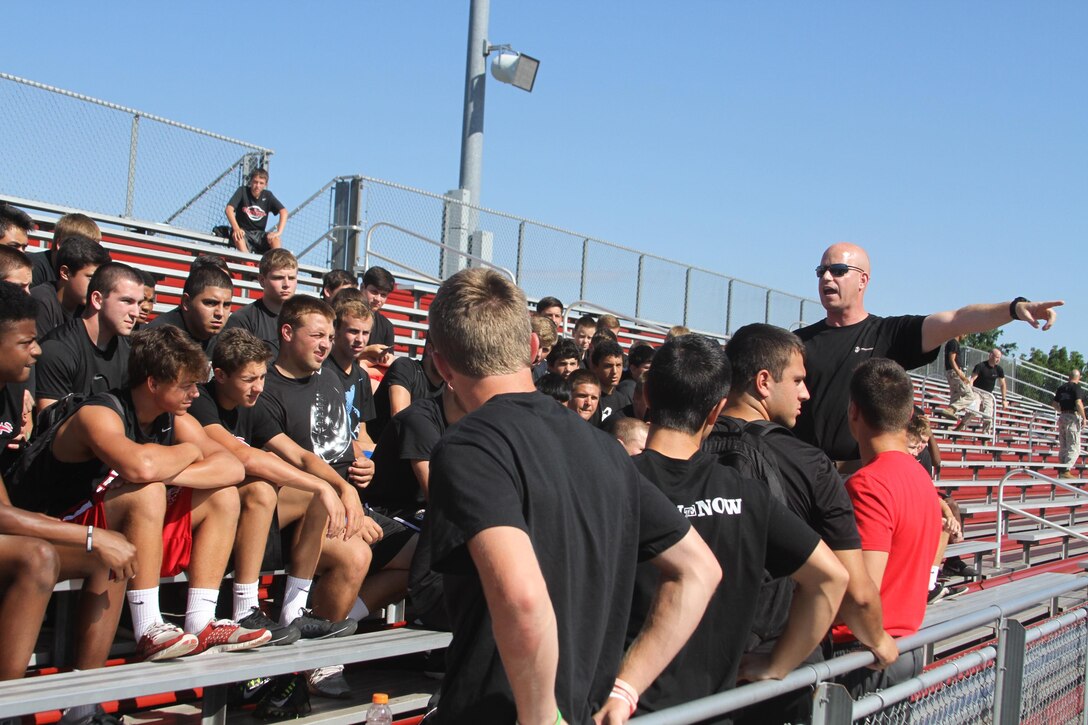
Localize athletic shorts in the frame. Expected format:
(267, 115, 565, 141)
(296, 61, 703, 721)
(368, 508, 415, 570)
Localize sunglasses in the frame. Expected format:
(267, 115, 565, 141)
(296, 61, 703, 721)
(815, 263, 866, 278)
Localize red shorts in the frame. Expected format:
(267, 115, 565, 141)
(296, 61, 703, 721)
(63, 485, 193, 578)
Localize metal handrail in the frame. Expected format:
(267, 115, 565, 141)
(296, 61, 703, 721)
(995, 469, 1088, 569)
(363, 221, 516, 282)
(561, 299, 673, 340)
(164, 154, 248, 224)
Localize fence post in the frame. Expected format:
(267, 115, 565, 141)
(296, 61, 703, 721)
(726, 279, 735, 336)
(992, 617, 1026, 725)
(579, 238, 589, 302)
(515, 221, 525, 286)
(811, 682, 853, 725)
(765, 288, 773, 324)
(125, 113, 141, 218)
(635, 255, 645, 318)
(683, 268, 692, 326)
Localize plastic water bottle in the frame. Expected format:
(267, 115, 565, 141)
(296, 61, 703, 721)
(366, 692, 392, 724)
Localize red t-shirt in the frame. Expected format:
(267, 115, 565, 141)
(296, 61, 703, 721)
(834, 450, 942, 641)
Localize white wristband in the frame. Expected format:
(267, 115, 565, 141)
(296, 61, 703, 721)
(85, 525, 94, 552)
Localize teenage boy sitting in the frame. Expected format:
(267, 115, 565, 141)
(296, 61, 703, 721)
(544, 337, 581, 380)
(10, 325, 269, 660)
(627, 334, 847, 718)
(0, 245, 33, 294)
(223, 248, 298, 354)
(321, 269, 356, 301)
(566, 369, 600, 422)
(326, 297, 378, 455)
(190, 328, 370, 645)
(361, 266, 396, 365)
(30, 213, 102, 287)
(30, 236, 111, 339)
(366, 340, 444, 441)
(137, 269, 158, 327)
(148, 263, 233, 357)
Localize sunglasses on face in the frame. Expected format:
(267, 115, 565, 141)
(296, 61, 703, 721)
(815, 263, 866, 278)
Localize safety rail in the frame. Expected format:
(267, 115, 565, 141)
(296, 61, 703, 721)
(635, 573, 1088, 724)
(995, 470, 1088, 569)
(561, 299, 675, 341)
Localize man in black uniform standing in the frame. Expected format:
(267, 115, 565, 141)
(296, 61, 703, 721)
(795, 242, 1061, 468)
(225, 169, 287, 254)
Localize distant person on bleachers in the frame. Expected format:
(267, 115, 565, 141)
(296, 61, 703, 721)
(566, 368, 600, 422)
(30, 213, 101, 287)
(796, 242, 1061, 470)
(716, 324, 895, 724)
(366, 340, 444, 441)
(961, 348, 1007, 434)
(35, 263, 143, 413)
(590, 338, 630, 427)
(572, 314, 596, 359)
(544, 337, 581, 380)
(1054, 369, 1086, 479)
(666, 324, 690, 340)
(361, 266, 396, 366)
(0, 202, 34, 253)
(0, 283, 137, 725)
(935, 335, 981, 423)
(136, 269, 159, 327)
(0, 245, 33, 293)
(528, 313, 557, 383)
(30, 236, 110, 339)
(321, 268, 356, 301)
(598, 313, 621, 336)
(12, 325, 269, 661)
(832, 358, 942, 698)
(223, 248, 297, 354)
(147, 263, 233, 357)
(225, 168, 287, 254)
(535, 295, 564, 331)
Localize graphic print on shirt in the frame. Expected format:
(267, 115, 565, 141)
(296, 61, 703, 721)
(343, 382, 361, 439)
(311, 383, 351, 462)
(242, 205, 268, 223)
(679, 497, 743, 518)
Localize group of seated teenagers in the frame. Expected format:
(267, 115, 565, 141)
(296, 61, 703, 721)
(0, 205, 967, 724)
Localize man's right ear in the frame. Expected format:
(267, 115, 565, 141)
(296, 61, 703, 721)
(430, 348, 455, 386)
(212, 367, 227, 384)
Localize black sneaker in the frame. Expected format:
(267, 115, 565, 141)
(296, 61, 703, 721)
(941, 557, 979, 579)
(229, 676, 273, 706)
(238, 606, 302, 646)
(255, 674, 312, 720)
(290, 609, 357, 639)
(927, 584, 951, 603)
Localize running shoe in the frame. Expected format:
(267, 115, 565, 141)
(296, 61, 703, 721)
(58, 705, 123, 725)
(307, 665, 351, 699)
(291, 609, 357, 639)
(238, 606, 302, 646)
(229, 676, 273, 706)
(255, 674, 312, 720)
(190, 619, 271, 655)
(136, 621, 199, 661)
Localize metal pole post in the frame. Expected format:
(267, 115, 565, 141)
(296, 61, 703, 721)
(992, 618, 1026, 725)
(635, 255, 645, 318)
(125, 113, 141, 218)
(458, 0, 490, 219)
(683, 268, 692, 326)
(811, 683, 853, 725)
(515, 221, 525, 286)
(765, 288, 773, 324)
(726, 279, 734, 336)
(579, 239, 589, 301)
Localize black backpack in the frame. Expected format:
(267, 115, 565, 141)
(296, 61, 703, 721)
(701, 416, 796, 650)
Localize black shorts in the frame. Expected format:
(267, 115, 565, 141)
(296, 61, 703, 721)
(368, 508, 416, 570)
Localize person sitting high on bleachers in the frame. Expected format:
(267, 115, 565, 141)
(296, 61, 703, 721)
(35, 262, 143, 413)
(147, 262, 233, 357)
(535, 295, 564, 331)
(30, 213, 101, 287)
(225, 168, 287, 255)
(223, 248, 298, 354)
(0, 202, 34, 253)
(30, 236, 110, 339)
(11, 325, 269, 661)
(0, 281, 138, 725)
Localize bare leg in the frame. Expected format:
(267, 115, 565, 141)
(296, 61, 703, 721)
(234, 480, 277, 584)
(56, 545, 127, 671)
(102, 482, 166, 591)
(309, 535, 370, 621)
(277, 488, 326, 580)
(360, 534, 417, 611)
(0, 535, 59, 680)
(188, 486, 241, 590)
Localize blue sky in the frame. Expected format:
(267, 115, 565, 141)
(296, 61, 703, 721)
(4, 2, 1085, 355)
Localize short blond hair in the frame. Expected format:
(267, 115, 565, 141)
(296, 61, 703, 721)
(333, 297, 373, 327)
(259, 248, 298, 277)
(428, 268, 531, 377)
(530, 314, 558, 349)
(54, 213, 101, 244)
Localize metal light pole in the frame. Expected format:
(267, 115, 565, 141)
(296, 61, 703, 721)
(458, 0, 489, 208)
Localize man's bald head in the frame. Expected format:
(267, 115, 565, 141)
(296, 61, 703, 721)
(821, 242, 871, 274)
(817, 242, 872, 323)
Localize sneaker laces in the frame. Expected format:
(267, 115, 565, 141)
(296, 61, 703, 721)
(308, 664, 344, 683)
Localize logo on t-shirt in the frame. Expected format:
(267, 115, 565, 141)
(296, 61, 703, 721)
(0, 421, 12, 436)
(242, 205, 268, 223)
(311, 384, 352, 463)
(854, 346, 874, 353)
(678, 497, 743, 518)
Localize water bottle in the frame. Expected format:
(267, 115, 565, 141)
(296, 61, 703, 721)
(366, 692, 392, 724)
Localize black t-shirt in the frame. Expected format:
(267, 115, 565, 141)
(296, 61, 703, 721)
(367, 395, 447, 511)
(30, 249, 57, 288)
(256, 365, 354, 476)
(367, 356, 443, 441)
(1055, 382, 1085, 413)
(943, 338, 960, 371)
(427, 392, 690, 725)
(795, 315, 938, 460)
(30, 283, 76, 339)
(36, 318, 130, 403)
(227, 186, 285, 233)
(596, 387, 633, 428)
(322, 357, 377, 440)
(971, 361, 1005, 393)
(11, 390, 171, 516)
(222, 298, 280, 355)
(147, 307, 218, 358)
(188, 381, 280, 447)
(0, 382, 27, 474)
(628, 450, 819, 717)
(370, 311, 395, 349)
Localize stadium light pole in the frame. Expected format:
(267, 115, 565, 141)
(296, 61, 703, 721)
(458, 0, 490, 210)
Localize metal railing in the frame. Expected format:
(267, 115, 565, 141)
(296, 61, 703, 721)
(995, 470, 1088, 570)
(363, 222, 515, 283)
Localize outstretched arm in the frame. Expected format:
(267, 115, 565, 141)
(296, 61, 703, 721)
(921, 299, 1062, 354)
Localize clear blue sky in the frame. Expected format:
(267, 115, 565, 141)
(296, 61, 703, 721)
(5, 2, 1085, 355)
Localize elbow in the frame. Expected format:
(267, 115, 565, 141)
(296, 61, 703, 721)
(120, 455, 160, 484)
(218, 455, 246, 486)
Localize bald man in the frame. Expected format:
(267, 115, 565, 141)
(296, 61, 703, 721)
(795, 242, 1062, 467)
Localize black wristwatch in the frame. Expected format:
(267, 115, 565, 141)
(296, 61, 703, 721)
(1009, 297, 1029, 320)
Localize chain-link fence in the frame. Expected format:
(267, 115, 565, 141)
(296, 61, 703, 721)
(288, 175, 820, 338)
(0, 73, 271, 234)
(912, 344, 1084, 407)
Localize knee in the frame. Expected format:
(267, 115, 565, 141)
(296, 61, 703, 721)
(209, 485, 242, 520)
(239, 480, 277, 513)
(21, 538, 61, 591)
(108, 481, 167, 526)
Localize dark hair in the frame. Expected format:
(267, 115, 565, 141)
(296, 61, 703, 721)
(726, 323, 806, 392)
(128, 325, 209, 387)
(590, 330, 618, 347)
(536, 296, 563, 312)
(279, 294, 334, 331)
(573, 314, 597, 332)
(250, 168, 269, 182)
(546, 337, 581, 366)
(88, 262, 144, 299)
(536, 371, 571, 403)
(0, 281, 38, 330)
(568, 368, 600, 391)
(138, 269, 159, 288)
(183, 265, 233, 298)
(0, 246, 31, 278)
(647, 334, 731, 435)
(331, 286, 366, 304)
(628, 343, 655, 368)
(56, 236, 110, 276)
(0, 203, 33, 237)
(362, 266, 395, 293)
(591, 339, 624, 366)
(323, 268, 356, 292)
(849, 358, 914, 433)
(190, 254, 230, 274)
(213, 328, 273, 374)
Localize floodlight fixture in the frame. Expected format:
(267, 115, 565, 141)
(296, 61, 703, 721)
(488, 45, 540, 93)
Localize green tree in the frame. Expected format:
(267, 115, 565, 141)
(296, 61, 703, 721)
(1025, 346, 1086, 378)
(962, 328, 1018, 355)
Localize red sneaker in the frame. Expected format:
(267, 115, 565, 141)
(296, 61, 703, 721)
(191, 618, 272, 655)
(137, 621, 199, 661)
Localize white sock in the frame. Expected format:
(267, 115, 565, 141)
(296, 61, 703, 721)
(233, 581, 260, 621)
(279, 576, 312, 626)
(127, 587, 163, 641)
(184, 587, 220, 633)
(348, 597, 370, 621)
(929, 566, 940, 589)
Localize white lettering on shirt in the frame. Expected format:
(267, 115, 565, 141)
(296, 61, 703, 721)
(679, 497, 743, 518)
